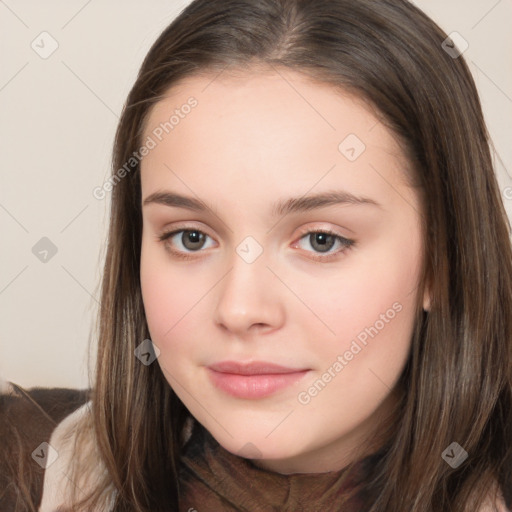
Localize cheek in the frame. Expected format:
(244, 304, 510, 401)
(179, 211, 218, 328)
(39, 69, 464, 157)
(295, 265, 416, 423)
(140, 242, 202, 348)
(301, 226, 421, 366)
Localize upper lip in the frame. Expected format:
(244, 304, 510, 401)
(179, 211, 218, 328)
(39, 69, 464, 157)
(208, 361, 308, 375)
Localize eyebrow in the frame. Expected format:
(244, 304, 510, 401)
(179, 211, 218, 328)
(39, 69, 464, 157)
(142, 189, 382, 217)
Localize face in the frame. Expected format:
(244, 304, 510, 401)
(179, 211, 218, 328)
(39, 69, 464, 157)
(139, 67, 427, 474)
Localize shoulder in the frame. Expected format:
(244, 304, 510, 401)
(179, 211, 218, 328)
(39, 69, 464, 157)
(0, 381, 91, 511)
(478, 482, 511, 512)
(39, 400, 101, 511)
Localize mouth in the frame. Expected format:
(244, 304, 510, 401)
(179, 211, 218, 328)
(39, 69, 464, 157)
(206, 360, 310, 399)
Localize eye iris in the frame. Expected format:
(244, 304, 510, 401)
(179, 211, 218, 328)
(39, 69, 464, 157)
(182, 230, 205, 250)
(310, 233, 335, 253)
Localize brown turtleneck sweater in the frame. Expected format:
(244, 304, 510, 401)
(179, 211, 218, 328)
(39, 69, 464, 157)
(178, 418, 377, 511)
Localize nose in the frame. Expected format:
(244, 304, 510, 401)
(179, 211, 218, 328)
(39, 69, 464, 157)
(213, 247, 285, 336)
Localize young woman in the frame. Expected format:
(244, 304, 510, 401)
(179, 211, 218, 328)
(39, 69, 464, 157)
(39, 0, 512, 510)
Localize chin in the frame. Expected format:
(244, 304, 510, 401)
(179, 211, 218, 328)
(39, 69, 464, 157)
(205, 419, 306, 461)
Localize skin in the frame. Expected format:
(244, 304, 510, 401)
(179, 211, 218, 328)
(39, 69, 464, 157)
(139, 66, 428, 474)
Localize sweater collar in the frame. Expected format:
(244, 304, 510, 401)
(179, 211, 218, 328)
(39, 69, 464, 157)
(178, 417, 381, 511)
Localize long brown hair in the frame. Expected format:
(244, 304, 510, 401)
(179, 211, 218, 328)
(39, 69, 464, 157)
(66, 0, 512, 510)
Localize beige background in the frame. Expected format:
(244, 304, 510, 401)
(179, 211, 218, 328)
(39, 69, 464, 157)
(1, 0, 511, 389)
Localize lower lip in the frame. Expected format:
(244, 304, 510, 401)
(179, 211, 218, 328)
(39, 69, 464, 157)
(207, 368, 310, 399)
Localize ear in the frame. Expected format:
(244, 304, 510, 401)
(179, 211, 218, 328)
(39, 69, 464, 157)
(423, 283, 431, 312)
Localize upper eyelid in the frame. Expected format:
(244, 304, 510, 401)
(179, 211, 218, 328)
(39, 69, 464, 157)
(159, 225, 353, 247)
(159, 222, 352, 239)
(160, 223, 215, 241)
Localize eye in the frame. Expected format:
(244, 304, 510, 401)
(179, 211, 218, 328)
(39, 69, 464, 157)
(292, 229, 354, 261)
(157, 226, 355, 262)
(158, 228, 215, 259)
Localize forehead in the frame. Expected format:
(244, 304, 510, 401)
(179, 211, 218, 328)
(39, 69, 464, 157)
(139, 67, 415, 214)
(143, 67, 386, 141)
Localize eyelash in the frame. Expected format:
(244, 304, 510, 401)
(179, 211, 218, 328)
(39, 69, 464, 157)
(157, 225, 355, 262)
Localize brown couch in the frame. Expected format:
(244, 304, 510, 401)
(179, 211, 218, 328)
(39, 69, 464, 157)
(0, 382, 90, 511)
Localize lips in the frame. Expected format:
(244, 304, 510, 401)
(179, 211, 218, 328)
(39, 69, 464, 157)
(208, 360, 307, 375)
(206, 360, 310, 399)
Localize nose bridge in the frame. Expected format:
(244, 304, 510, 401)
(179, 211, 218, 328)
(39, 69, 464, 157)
(213, 235, 284, 333)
